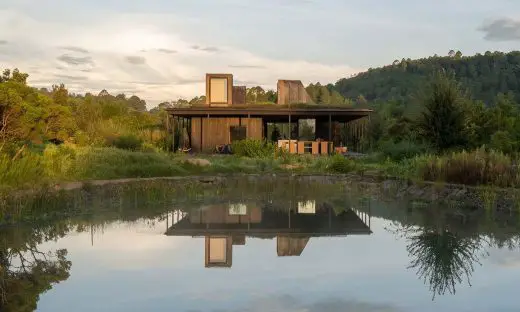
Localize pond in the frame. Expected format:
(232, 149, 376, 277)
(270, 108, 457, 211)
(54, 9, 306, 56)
(2, 177, 520, 312)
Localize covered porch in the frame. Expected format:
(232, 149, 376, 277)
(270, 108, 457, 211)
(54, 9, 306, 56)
(166, 105, 372, 153)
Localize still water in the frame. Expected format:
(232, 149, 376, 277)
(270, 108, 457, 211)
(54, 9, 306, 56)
(2, 178, 520, 312)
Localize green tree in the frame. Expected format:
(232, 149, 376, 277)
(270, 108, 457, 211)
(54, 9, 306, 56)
(416, 71, 468, 150)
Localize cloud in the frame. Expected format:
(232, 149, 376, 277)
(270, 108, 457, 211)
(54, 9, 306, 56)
(478, 17, 520, 41)
(59, 46, 89, 53)
(57, 54, 94, 66)
(0, 10, 362, 107)
(125, 55, 147, 65)
(229, 64, 266, 69)
(157, 48, 177, 54)
(0, 39, 7, 45)
(54, 74, 89, 81)
(191, 45, 219, 52)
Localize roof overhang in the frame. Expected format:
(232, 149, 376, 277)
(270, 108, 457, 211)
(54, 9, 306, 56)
(167, 105, 372, 121)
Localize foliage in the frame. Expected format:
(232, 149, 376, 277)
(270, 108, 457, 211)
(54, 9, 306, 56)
(231, 139, 277, 158)
(379, 139, 431, 161)
(326, 154, 357, 173)
(415, 70, 468, 151)
(111, 134, 143, 151)
(334, 51, 520, 106)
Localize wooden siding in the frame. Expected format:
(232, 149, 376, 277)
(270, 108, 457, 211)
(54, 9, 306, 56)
(232, 86, 246, 105)
(190, 117, 263, 152)
(277, 80, 313, 105)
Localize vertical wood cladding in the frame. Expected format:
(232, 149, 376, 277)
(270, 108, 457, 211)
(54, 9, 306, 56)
(190, 117, 263, 152)
(277, 80, 313, 105)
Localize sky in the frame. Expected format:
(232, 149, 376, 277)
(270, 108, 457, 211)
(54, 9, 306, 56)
(1, 0, 520, 107)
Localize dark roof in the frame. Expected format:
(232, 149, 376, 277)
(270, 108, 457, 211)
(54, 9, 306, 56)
(167, 104, 372, 120)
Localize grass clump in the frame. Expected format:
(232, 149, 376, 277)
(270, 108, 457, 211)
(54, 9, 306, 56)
(415, 148, 519, 187)
(231, 139, 277, 158)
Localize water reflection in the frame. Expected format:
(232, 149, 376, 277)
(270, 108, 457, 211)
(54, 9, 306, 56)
(0, 225, 71, 312)
(388, 223, 488, 300)
(2, 178, 520, 311)
(165, 201, 372, 268)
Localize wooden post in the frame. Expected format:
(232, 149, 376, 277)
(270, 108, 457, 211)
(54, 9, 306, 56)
(172, 115, 176, 153)
(288, 114, 291, 140)
(328, 114, 332, 154)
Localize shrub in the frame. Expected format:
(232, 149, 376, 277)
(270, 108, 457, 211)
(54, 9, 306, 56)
(112, 135, 143, 151)
(231, 139, 276, 158)
(327, 154, 357, 173)
(379, 139, 430, 161)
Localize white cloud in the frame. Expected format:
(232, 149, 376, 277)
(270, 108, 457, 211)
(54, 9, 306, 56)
(0, 9, 362, 108)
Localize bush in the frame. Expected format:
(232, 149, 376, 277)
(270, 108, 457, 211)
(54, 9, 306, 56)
(416, 148, 519, 187)
(231, 139, 276, 158)
(379, 139, 430, 161)
(327, 154, 357, 173)
(112, 135, 143, 151)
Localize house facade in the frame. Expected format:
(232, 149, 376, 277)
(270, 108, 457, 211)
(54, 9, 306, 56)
(167, 73, 372, 153)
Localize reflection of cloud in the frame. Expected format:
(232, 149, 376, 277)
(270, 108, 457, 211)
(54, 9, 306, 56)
(487, 247, 520, 267)
(229, 295, 403, 312)
(478, 18, 520, 41)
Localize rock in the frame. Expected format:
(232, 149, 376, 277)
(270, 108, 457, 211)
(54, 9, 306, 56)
(185, 158, 211, 167)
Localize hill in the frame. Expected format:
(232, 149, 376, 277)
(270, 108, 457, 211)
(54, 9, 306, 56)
(333, 50, 520, 105)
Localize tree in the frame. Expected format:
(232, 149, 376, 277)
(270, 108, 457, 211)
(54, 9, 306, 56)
(127, 95, 147, 112)
(416, 70, 468, 150)
(448, 50, 456, 57)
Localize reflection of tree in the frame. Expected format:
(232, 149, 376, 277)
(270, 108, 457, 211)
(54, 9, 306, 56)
(388, 222, 487, 300)
(0, 225, 71, 312)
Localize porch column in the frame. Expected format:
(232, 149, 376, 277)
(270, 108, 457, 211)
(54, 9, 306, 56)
(288, 113, 291, 140)
(171, 115, 176, 153)
(328, 114, 332, 154)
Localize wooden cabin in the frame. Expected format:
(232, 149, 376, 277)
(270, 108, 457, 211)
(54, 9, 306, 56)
(167, 73, 372, 153)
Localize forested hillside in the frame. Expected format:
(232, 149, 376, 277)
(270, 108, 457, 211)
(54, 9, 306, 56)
(334, 50, 520, 105)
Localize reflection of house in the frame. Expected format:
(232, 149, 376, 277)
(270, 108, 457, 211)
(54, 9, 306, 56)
(165, 201, 372, 268)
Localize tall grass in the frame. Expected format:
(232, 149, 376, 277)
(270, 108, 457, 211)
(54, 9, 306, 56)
(414, 148, 520, 187)
(0, 152, 45, 189)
